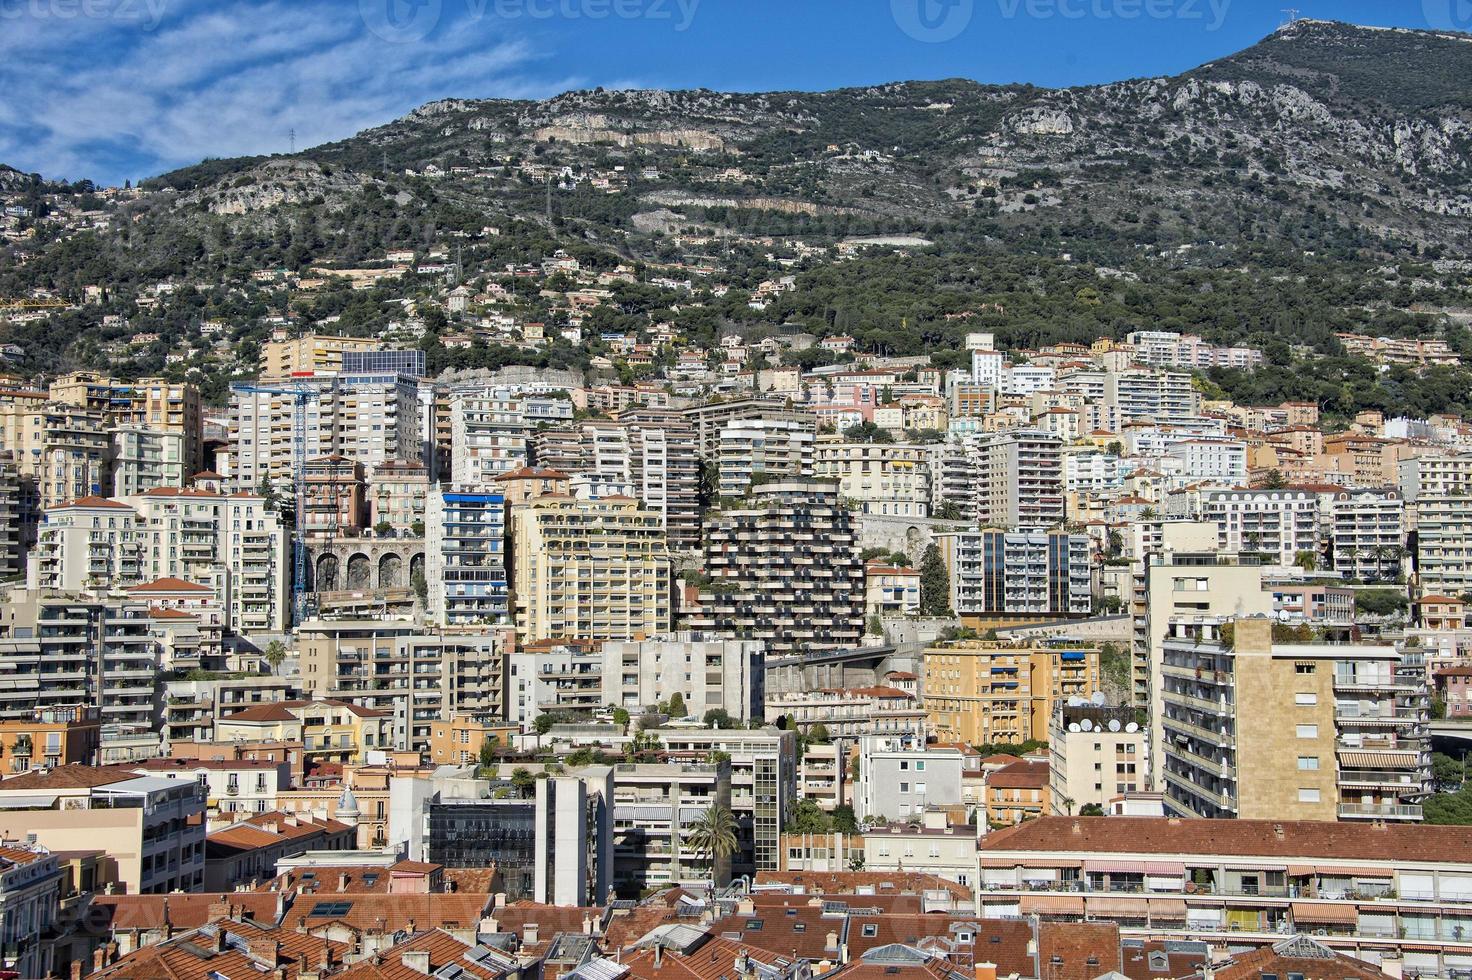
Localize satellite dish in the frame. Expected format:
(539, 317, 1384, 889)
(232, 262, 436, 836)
(1125, 722, 1139, 733)
(1091, 691, 1106, 706)
(1068, 723, 1081, 732)
(1067, 695, 1084, 707)
(1080, 719, 1094, 731)
(1108, 719, 1122, 732)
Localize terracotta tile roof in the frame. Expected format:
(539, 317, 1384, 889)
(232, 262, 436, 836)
(208, 812, 350, 855)
(93, 919, 348, 980)
(139, 486, 224, 498)
(1205, 938, 1392, 980)
(148, 606, 198, 619)
(51, 496, 135, 510)
(849, 917, 1035, 978)
(222, 699, 390, 723)
(1119, 939, 1209, 980)
(754, 872, 970, 902)
(1037, 921, 1120, 980)
(0, 763, 138, 791)
(828, 961, 958, 980)
(987, 760, 1049, 790)
(623, 935, 792, 980)
(708, 905, 836, 960)
(338, 930, 517, 980)
(281, 894, 493, 935)
(91, 894, 282, 932)
(980, 815, 1472, 863)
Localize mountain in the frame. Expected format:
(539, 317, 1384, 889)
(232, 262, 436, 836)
(3, 20, 1472, 407)
(143, 19, 1472, 258)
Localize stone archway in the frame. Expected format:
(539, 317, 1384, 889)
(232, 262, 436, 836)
(379, 553, 404, 589)
(346, 553, 372, 590)
(409, 553, 426, 585)
(316, 554, 339, 592)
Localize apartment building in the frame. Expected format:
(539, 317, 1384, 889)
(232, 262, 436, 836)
(974, 430, 1064, 528)
(508, 638, 604, 722)
(926, 441, 978, 519)
(1414, 494, 1472, 596)
(301, 454, 366, 536)
(425, 486, 509, 627)
(798, 741, 846, 812)
(936, 530, 1092, 622)
(449, 386, 546, 483)
(132, 756, 291, 822)
(162, 674, 296, 744)
(657, 727, 797, 876)
(511, 495, 672, 643)
(1125, 331, 1263, 370)
(864, 809, 977, 885)
(864, 561, 921, 618)
(30, 496, 142, 589)
(0, 453, 25, 578)
(0, 765, 205, 895)
(1156, 617, 1428, 822)
(691, 481, 865, 655)
(0, 844, 62, 979)
(978, 815, 1472, 977)
(1401, 452, 1472, 502)
(1048, 703, 1148, 815)
(766, 685, 927, 739)
(50, 373, 203, 476)
(813, 442, 931, 518)
(367, 460, 429, 532)
(683, 397, 813, 458)
(1202, 489, 1321, 567)
(532, 419, 702, 549)
(985, 758, 1052, 826)
(229, 371, 423, 489)
(111, 427, 186, 496)
(296, 620, 505, 751)
(215, 699, 395, 764)
(855, 736, 965, 821)
(718, 418, 816, 498)
(1330, 489, 1405, 581)
(600, 634, 765, 722)
(1104, 369, 1201, 429)
(260, 333, 385, 378)
(0, 402, 110, 511)
(610, 761, 732, 894)
(1164, 439, 1248, 484)
(923, 641, 1100, 745)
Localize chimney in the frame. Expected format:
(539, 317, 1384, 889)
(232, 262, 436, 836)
(70, 961, 82, 980)
(93, 948, 106, 972)
(403, 950, 433, 975)
(654, 943, 663, 968)
(976, 963, 998, 980)
(216, 927, 230, 953)
(480, 915, 500, 934)
(825, 931, 839, 952)
(249, 938, 282, 967)
(494, 892, 507, 909)
(737, 897, 754, 915)
(524, 922, 539, 945)
(338, 873, 349, 892)
(583, 913, 594, 934)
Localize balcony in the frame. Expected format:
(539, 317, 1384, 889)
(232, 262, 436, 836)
(1337, 802, 1423, 820)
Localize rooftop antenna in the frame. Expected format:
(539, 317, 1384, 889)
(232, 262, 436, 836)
(1282, 8, 1299, 24)
(289, 128, 296, 155)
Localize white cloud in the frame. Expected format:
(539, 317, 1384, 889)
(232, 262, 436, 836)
(0, 0, 584, 184)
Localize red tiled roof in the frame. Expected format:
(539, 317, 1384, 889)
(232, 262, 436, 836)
(128, 576, 213, 593)
(988, 760, 1049, 789)
(0, 764, 138, 791)
(1037, 921, 1121, 980)
(51, 496, 134, 510)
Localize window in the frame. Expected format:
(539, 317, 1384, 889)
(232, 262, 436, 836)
(899, 783, 909, 793)
(1298, 788, 1321, 803)
(861, 924, 878, 938)
(1294, 693, 1318, 705)
(1297, 756, 1320, 771)
(1295, 725, 1318, 739)
(1295, 664, 1315, 674)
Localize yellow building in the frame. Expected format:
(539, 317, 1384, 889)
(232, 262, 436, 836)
(214, 699, 394, 765)
(923, 641, 1100, 745)
(426, 714, 520, 767)
(262, 334, 383, 379)
(48, 372, 203, 475)
(511, 494, 672, 643)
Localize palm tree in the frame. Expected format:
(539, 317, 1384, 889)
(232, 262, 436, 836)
(685, 804, 738, 894)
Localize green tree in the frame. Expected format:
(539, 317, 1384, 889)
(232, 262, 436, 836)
(478, 736, 500, 772)
(808, 722, 832, 744)
(832, 804, 859, 834)
(919, 543, 952, 617)
(510, 767, 536, 798)
(1261, 469, 1289, 489)
(1294, 550, 1319, 571)
(374, 520, 392, 536)
(686, 804, 739, 889)
(1078, 803, 1105, 816)
(703, 708, 735, 729)
(411, 569, 428, 602)
(789, 798, 832, 834)
(613, 706, 631, 730)
(262, 640, 287, 671)
(667, 691, 687, 718)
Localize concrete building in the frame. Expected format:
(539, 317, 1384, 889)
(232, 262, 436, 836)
(1414, 494, 1472, 596)
(717, 418, 815, 498)
(1329, 488, 1405, 582)
(1203, 489, 1321, 567)
(449, 386, 539, 484)
(425, 486, 509, 627)
(49, 373, 203, 477)
(215, 699, 395, 765)
(366, 460, 429, 532)
(813, 442, 931, 518)
(261, 333, 383, 379)
(923, 641, 1101, 746)
(610, 761, 732, 895)
(111, 427, 186, 497)
(656, 727, 797, 876)
(974, 430, 1064, 529)
(984, 758, 1051, 826)
(863, 809, 977, 886)
(600, 634, 765, 722)
(937, 530, 1092, 622)
(0, 402, 110, 511)
(864, 562, 921, 619)
(0, 705, 100, 773)
(296, 620, 505, 752)
(0, 765, 205, 894)
(0, 844, 62, 979)
(1048, 703, 1148, 816)
(1156, 617, 1428, 822)
(511, 495, 672, 643)
(1104, 369, 1200, 429)
(855, 736, 965, 821)
(978, 815, 1472, 976)
(301, 454, 366, 537)
(692, 481, 865, 655)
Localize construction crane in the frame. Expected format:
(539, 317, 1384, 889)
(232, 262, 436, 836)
(231, 379, 329, 625)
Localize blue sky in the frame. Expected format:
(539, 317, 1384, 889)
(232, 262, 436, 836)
(0, 0, 1461, 187)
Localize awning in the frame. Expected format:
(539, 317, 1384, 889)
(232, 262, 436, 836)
(982, 857, 1080, 868)
(1087, 897, 1152, 916)
(1149, 899, 1189, 917)
(1021, 896, 1084, 915)
(1314, 867, 1395, 878)
(1083, 861, 1186, 874)
(1224, 863, 1288, 872)
(979, 858, 1020, 868)
(1292, 903, 1358, 925)
(1338, 751, 1419, 769)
